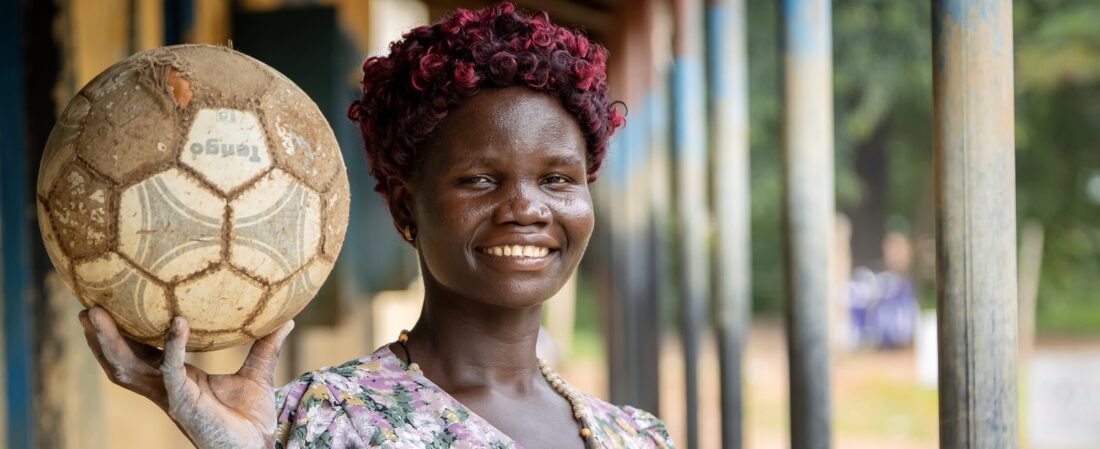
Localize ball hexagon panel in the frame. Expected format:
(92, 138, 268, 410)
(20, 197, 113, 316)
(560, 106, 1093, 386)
(38, 95, 91, 197)
(321, 177, 350, 260)
(260, 85, 343, 192)
(78, 82, 178, 183)
(246, 257, 334, 337)
(118, 168, 225, 283)
(47, 163, 114, 259)
(174, 267, 266, 332)
(168, 45, 273, 101)
(74, 252, 171, 341)
(37, 201, 77, 294)
(229, 168, 321, 284)
(180, 108, 272, 193)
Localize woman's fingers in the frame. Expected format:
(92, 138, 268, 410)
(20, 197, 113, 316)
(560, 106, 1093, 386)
(160, 314, 190, 402)
(237, 320, 295, 385)
(161, 316, 198, 416)
(81, 307, 148, 384)
(79, 309, 114, 374)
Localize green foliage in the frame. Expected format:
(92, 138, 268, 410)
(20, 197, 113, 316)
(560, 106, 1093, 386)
(1016, 0, 1100, 334)
(744, 0, 1100, 334)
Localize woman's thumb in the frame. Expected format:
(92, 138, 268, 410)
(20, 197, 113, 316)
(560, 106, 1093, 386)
(238, 320, 295, 384)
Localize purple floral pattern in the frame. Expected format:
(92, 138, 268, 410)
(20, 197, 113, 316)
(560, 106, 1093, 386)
(275, 345, 674, 449)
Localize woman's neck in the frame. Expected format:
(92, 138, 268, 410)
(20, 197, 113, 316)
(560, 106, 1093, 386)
(401, 280, 545, 395)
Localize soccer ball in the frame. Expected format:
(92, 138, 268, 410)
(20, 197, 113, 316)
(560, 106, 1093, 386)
(37, 45, 350, 351)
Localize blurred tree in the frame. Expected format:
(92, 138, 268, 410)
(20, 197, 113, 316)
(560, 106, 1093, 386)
(743, 0, 1100, 334)
(1015, 0, 1100, 334)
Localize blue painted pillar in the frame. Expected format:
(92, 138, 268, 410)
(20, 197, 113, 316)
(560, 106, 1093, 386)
(779, 0, 833, 448)
(1, 0, 35, 447)
(706, 0, 750, 448)
(672, 0, 709, 448)
(933, 1, 1018, 448)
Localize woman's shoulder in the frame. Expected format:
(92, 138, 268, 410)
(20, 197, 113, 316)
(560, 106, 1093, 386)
(278, 347, 399, 401)
(580, 394, 676, 449)
(274, 345, 418, 448)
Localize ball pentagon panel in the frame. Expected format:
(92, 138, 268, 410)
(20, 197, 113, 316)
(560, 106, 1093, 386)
(47, 163, 114, 259)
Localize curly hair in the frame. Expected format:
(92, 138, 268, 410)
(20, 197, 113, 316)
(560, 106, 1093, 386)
(347, 2, 625, 198)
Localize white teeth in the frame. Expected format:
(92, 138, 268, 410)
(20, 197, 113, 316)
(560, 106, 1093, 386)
(482, 245, 551, 258)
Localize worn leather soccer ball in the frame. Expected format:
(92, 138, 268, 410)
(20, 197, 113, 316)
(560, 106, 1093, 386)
(37, 44, 349, 351)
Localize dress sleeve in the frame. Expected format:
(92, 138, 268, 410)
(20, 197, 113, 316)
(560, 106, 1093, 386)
(622, 405, 677, 449)
(274, 372, 369, 449)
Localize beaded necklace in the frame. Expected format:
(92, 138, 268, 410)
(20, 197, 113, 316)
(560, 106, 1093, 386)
(397, 330, 595, 448)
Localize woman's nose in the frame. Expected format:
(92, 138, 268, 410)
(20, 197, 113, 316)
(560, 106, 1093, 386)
(494, 183, 551, 226)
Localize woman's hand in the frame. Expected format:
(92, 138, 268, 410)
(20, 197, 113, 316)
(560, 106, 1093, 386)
(79, 307, 294, 449)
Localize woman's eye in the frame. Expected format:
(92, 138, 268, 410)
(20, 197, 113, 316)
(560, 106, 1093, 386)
(462, 175, 495, 186)
(543, 175, 573, 185)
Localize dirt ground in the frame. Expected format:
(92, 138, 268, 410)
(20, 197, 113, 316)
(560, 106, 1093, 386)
(561, 320, 1100, 449)
(562, 320, 939, 449)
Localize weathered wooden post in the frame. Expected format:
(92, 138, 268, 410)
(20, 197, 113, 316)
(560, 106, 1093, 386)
(672, 0, 709, 447)
(780, 0, 833, 448)
(1, 2, 34, 448)
(706, 0, 750, 448)
(933, 1, 1019, 448)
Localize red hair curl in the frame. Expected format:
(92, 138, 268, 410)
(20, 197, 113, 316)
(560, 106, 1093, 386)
(347, 2, 625, 198)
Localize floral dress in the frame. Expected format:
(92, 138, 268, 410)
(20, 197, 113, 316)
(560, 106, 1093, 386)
(275, 345, 675, 449)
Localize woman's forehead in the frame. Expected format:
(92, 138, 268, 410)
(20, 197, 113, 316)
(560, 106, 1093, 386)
(428, 87, 587, 163)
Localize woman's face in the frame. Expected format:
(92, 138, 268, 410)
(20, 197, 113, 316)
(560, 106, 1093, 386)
(401, 86, 593, 308)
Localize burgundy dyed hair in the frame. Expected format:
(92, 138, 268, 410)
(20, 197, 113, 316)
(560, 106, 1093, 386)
(347, 2, 625, 198)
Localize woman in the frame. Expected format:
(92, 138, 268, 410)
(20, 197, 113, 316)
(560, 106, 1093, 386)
(79, 3, 673, 448)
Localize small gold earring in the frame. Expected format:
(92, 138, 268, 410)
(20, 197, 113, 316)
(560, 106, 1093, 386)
(401, 225, 414, 242)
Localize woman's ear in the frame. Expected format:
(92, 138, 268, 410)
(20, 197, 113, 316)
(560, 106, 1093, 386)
(387, 178, 416, 246)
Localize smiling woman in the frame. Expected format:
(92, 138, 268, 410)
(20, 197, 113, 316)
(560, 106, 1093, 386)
(78, 2, 672, 449)
(271, 2, 672, 447)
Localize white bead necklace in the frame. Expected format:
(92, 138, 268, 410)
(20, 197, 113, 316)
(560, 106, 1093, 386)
(397, 330, 594, 448)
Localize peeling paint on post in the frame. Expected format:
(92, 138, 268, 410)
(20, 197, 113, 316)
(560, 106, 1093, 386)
(780, 0, 833, 448)
(933, 1, 1019, 448)
(706, 1, 750, 448)
(673, 0, 710, 447)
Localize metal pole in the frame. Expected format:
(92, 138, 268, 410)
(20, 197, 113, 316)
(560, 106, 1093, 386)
(933, 1, 1018, 448)
(779, 0, 833, 448)
(672, 0, 709, 447)
(706, 0, 749, 448)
